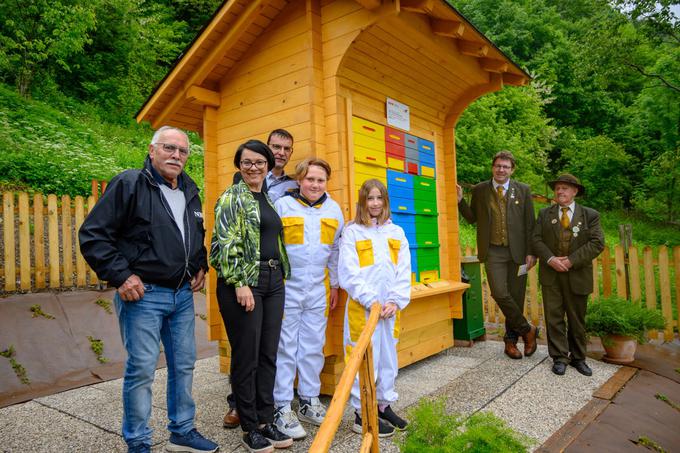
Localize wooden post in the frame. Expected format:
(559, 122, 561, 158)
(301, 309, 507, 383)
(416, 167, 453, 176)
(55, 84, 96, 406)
(601, 247, 612, 298)
(18, 193, 31, 291)
(358, 342, 379, 453)
(658, 246, 673, 341)
(614, 245, 627, 299)
(618, 224, 632, 299)
(87, 195, 98, 285)
(592, 257, 600, 300)
(3, 193, 16, 291)
(75, 196, 87, 287)
(61, 195, 73, 287)
(629, 246, 641, 304)
(91, 180, 99, 202)
(674, 246, 680, 337)
(47, 194, 60, 288)
(33, 194, 46, 289)
(642, 246, 657, 339)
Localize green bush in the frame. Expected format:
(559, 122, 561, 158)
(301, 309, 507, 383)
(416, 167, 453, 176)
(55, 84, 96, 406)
(397, 398, 533, 453)
(585, 295, 666, 344)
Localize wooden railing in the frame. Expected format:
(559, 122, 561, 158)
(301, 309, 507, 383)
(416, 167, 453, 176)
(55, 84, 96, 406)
(471, 244, 680, 341)
(310, 303, 381, 453)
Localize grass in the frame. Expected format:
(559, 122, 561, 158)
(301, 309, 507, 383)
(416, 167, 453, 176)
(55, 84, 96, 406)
(655, 393, 680, 413)
(636, 436, 666, 452)
(0, 83, 204, 198)
(396, 398, 533, 452)
(87, 336, 108, 364)
(94, 298, 113, 315)
(0, 345, 30, 385)
(30, 304, 55, 319)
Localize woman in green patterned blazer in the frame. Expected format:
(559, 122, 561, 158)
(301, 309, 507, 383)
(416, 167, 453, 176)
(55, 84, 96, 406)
(210, 139, 293, 452)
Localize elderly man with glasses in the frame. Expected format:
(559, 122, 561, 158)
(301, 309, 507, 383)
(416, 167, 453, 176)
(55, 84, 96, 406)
(456, 150, 539, 360)
(79, 126, 218, 453)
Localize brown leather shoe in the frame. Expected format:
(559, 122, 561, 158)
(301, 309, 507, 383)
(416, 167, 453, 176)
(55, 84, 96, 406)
(223, 407, 240, 429)
(504, 341, 522, 359)
(522, 325, 539, 357)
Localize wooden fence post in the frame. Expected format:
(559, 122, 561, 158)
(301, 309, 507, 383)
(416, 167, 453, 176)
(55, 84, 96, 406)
(643, 246, 658, 339)
(601, 247, 612, 298)
(658, 246, 673, 341)
(674, 246, 680, 336)
(75, 196, 87, 287)
(618, 224, 632, 299)
(528, 266, 540, 326)
(592, 257, 600, 300)
(3, 193, 16, 291)
(61, 195, 73, 287)
(87, 195, 98, 285)
(47, 195, 60, 288)
(614, 245, 627, 299)
(33, 194, 46, 289)
(629, 246, 641, 304)
(18, 193, 31, 291)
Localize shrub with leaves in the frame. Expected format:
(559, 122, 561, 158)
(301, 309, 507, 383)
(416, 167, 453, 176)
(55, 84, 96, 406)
(397, 398, 533, 453)
(585, 295, 666, 344)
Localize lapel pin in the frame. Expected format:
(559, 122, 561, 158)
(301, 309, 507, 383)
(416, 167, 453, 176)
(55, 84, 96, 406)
(551, 219, 557, 224)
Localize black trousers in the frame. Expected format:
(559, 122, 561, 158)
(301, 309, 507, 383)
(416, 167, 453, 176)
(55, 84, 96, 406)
(217, 264, 285, 432)
(485, 245, 530, 341)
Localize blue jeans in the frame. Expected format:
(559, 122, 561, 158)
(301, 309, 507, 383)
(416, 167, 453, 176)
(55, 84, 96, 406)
(114, 282, 197, 448)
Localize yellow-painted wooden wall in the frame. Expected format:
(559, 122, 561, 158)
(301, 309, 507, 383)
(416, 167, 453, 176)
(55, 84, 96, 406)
(204, 0, 501, 385)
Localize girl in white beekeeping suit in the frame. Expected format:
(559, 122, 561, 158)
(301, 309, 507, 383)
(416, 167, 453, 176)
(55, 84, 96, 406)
(272, 158, 344, 440)
(339, 178, 411, 437)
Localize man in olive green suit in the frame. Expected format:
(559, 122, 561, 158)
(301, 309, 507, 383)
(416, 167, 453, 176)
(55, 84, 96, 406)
(532, 174, 604, 376)
(457, 151, 538, 360)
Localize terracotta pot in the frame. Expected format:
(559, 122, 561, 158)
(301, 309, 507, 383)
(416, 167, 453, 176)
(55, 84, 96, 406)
(601, 334, 637, 364)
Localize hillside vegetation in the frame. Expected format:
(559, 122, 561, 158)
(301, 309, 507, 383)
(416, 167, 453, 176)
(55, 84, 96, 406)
(0, 0, 677, 245)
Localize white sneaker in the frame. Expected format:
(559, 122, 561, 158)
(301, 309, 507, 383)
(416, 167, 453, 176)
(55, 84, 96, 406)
(273, 405, 307, 440)
(297, 397, 327, 426)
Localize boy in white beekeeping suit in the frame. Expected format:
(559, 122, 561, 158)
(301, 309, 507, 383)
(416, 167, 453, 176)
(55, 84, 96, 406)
(272, 158, 344, 440)
(339, 178, 411, 437)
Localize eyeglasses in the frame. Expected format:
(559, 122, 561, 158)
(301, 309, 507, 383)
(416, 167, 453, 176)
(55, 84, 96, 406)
(269, 143, 293, 153)
(493, 164, 512, 170)
(240, 160, 268, 169)
(155, 143, 190, 157)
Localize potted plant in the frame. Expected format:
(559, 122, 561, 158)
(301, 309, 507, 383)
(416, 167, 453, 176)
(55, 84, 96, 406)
(585, 295, 666, 364)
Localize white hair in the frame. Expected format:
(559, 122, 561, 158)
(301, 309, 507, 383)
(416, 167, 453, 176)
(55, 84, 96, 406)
(151, 126, 190, 148)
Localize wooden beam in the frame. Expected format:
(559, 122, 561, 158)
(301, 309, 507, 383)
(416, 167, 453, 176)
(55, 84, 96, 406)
(431, 19, 465, 38)
(354, 0, 381, 9)
(186, 86, 221, 107)
(457, 40, 489, 57)
(152, 0, 267, 128)
(502, 72, 528, 86)
(400, 0, 434, 14)
(479, 58, 508, 74)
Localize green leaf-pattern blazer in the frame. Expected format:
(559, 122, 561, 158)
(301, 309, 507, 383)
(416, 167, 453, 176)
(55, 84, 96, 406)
(210, 180, 290, 287)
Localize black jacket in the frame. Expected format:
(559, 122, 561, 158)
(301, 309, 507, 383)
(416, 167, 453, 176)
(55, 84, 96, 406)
(79, 157, 207, 289)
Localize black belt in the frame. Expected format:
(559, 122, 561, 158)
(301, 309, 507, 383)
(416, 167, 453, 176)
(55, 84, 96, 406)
(259, 259, 280, 268)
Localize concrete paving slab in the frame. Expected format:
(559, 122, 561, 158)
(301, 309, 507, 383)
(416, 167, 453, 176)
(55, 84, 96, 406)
(0, 400, 124, 452)
(486, 357, 619, 446)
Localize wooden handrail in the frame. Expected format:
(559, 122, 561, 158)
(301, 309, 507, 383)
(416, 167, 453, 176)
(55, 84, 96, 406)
(310, 303, 381, 452)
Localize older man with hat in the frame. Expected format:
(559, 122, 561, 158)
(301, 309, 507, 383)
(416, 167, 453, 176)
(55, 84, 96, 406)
(532, 174, 605, 376)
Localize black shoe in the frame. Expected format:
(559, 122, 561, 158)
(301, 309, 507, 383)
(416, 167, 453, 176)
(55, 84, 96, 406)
(241, 431, 274, 453)
(257, 423, 293, 448)
(351, 412, 395, 437)
(552, 361, 567, 375)
(378, 405, 408, 430)
(570, 360, 593, 376)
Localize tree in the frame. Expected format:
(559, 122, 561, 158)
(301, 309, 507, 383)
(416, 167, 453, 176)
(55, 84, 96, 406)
(0, 0, 96, 96)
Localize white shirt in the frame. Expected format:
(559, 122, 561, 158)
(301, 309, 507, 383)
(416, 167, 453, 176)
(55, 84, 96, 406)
(558, 201, 576, 223)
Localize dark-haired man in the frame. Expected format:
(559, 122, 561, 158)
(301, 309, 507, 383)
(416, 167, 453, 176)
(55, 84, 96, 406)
(265, 129, 298, 202)
(457, 150, 539, 359)
(532, 174, 604, 376)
